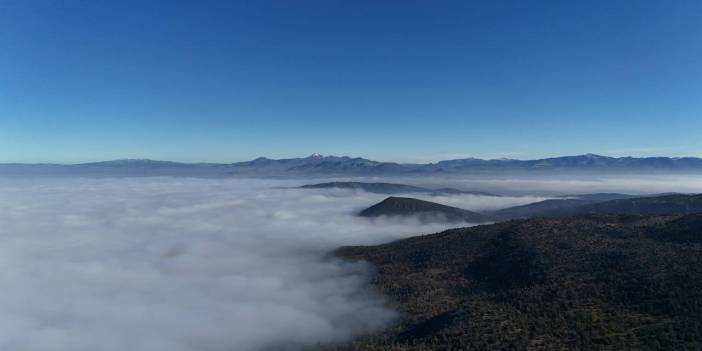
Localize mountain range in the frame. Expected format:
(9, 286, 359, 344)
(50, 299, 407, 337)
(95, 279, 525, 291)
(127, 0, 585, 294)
(3, 154, 702, 177)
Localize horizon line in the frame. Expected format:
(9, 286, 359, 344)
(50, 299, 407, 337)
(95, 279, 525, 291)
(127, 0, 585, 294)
(3, 153, 702, 166)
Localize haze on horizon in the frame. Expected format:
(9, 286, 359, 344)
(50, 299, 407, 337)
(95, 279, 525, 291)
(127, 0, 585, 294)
(1, 0, 701, 163)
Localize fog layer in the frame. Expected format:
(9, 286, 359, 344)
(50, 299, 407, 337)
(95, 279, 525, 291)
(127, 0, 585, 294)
(0, 177, 540, 351)
(1, 175, 698, 350)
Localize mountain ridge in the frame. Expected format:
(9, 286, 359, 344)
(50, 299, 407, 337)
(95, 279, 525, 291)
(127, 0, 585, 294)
(299, 181, 498, 196)
(3, 154, 702, 177)
(492, 193, 702, 219)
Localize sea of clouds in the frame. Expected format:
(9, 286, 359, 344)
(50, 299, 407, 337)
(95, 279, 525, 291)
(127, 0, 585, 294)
(0, 177, 548, 351)
(0, 175, 699, 351)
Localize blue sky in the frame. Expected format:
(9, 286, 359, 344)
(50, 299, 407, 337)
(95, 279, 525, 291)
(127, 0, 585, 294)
(1, 0, 700, 163)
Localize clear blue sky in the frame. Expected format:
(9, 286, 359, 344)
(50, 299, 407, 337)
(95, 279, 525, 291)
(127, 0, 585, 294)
(1, 0, 700, 163)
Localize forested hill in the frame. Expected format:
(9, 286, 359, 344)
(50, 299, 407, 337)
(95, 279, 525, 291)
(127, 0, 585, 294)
(359, 197, 492, 223)
(492, 193, 702, 220)
(336, 213, 702, 350)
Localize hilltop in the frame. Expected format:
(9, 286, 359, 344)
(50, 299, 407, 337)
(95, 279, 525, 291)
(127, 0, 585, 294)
(359, 197, 492, 223)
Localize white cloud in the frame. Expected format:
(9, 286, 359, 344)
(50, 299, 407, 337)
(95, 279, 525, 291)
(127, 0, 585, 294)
(0, 174, 698, 351)
(0, 177, 507, 351)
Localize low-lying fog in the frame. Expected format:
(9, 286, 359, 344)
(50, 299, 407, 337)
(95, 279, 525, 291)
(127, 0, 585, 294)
(0, 175, 699, 351)
(347, 173, 702, 196)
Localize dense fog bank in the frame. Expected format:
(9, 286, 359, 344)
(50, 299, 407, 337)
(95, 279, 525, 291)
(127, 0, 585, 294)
(0, 175, 699, 350)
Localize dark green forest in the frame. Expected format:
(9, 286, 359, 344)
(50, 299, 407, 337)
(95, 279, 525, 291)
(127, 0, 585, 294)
(334, 214, 702, 350)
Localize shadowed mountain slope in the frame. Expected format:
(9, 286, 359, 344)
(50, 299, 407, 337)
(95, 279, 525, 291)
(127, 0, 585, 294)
(359, 197, 492, 223)
(578, 193, 702, 215)
(336, 214, 702, 350)
(492, 193, 702, 220)
(490, 198, 594, 219)
(562, 193, 639, 202)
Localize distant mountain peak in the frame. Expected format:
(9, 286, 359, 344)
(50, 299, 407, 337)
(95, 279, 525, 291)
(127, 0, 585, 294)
(581, 153, 608, 158)
(5, 153, 702, 177)
(114, 158, 154, 162)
